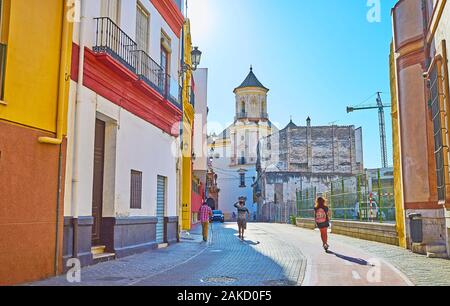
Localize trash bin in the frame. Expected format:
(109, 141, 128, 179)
(408, 213, 423, 243)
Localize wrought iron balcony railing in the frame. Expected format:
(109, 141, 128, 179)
(164, 74, 182, 110)
(93, 17, 182, 109)
(93, 17, 138, 72)
(134, 50, 164, 94)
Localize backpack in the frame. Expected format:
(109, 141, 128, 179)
(315, 208, 328, 224)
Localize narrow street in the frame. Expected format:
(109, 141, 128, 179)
(31, 223, 450, 286)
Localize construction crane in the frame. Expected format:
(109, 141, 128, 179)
(347, 92, 391, 168)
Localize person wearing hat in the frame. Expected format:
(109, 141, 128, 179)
(234, 197, 250, 240)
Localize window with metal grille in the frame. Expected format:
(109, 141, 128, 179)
(429, 64, 446, 202)
(130, 170, 143, 209)
(135, 2, 149, 52)
(239, 173, 246, 188)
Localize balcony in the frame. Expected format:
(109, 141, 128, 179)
(93, 17, 181, 109)
(164, 74, 182, 110)
(134, 50, 164, 94)
(93, 17, 138, 72)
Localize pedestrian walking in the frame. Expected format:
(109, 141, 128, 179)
(199, 202, 212, 242)
(234, 197, 250, 241)
(314, 197, 331, 252)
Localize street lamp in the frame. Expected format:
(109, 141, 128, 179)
(181, 47, 202, 73)
(191, 47, 202, 70)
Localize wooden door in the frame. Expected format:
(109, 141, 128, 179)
(92, 119, 106, 246)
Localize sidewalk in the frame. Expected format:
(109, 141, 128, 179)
(30, 225, 208, 286)
(326, 230, 450, 286)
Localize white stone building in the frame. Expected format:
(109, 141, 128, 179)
(211, 67, 278, 220)
(64, 0, 185, 267)
(192, 68, 209, 222)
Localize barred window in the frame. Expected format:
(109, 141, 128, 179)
(239, 173, 246, 188)
(130, 170, 143, 209)
(429, 62, 446, 203)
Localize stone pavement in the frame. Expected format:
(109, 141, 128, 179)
(30, 225, 208, 286)
(252, 223, 412, 286)
(132, 222, 306, 286)
(30, 223, 306, 286)
(328, 229, 450, 286)
(29, 223, 450, 286)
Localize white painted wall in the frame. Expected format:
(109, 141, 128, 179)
(211, 121, 272, 220)
(66, 84, 179, 218)
(193, 68, 208, 176)
(212, 155, 257, 220)
(65, 0, 182, 219)
(112, 108, 178, 217)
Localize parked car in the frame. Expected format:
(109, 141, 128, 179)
(210, 210, 225, 223)
(353, 201, 386, 221)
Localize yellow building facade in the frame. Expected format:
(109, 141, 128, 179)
(181, 19, 195, 230)
(0, 0, 73, 284)
(389, 42, 406, 248)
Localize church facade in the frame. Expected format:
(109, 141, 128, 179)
(210, 67, 277, 220)
(255, 118, 364, 222)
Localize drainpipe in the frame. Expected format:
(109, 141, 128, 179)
(38, 1, 72, 145)
(34, 1, 73, 275)
(71, 0, 87, 260)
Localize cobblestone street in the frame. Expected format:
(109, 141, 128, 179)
(29, 222, 450, 286)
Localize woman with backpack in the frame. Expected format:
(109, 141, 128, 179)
(314, 197, 331, 252)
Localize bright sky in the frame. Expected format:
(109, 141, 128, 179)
(188, 0, 397, 169)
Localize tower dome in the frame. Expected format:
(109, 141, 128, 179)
(234, 66, 269, 93)
(234, 67, 269, 121)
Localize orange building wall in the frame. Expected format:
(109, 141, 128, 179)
(392, 0, 448, 247)
(0, 121, 66, 285)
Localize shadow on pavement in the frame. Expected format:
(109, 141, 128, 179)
(242, 239, 261, 246)
(327, 251, 370, 266)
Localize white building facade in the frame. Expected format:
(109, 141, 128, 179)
(211, 68, 277, 221)
(192, 68, 209, 223)
(63, 0, 185, 267)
